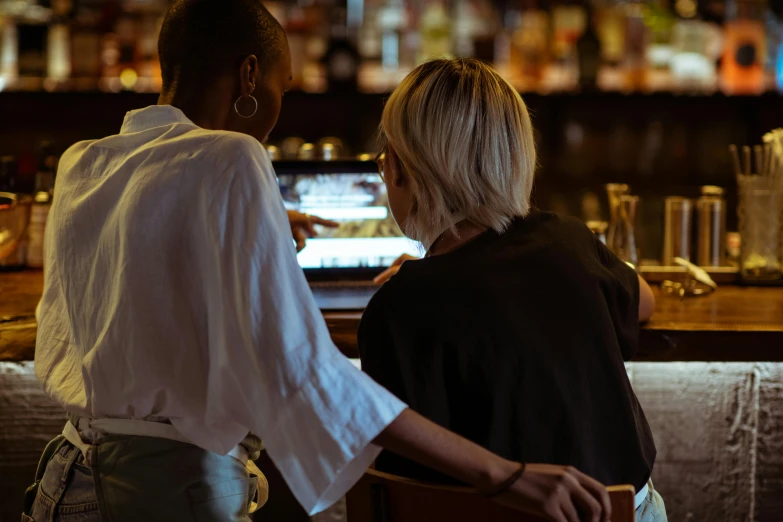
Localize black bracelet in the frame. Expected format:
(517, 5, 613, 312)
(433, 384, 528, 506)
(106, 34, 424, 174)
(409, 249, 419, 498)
(484, 462, 527, 498)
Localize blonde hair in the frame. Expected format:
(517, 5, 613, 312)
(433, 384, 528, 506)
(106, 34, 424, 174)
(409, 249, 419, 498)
(381, 58, 536, 249)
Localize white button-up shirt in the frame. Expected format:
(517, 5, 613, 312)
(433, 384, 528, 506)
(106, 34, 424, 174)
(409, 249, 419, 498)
(35, 105, 406, 515)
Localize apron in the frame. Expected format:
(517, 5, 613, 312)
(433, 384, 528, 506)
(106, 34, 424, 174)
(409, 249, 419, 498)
(24, 416, 269, 522)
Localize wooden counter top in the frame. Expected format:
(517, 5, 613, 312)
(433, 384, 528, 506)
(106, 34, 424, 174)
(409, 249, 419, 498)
(2, 270, 782, 362)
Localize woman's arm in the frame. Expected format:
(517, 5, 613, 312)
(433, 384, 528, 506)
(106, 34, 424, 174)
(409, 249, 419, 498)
(376, 409, 611, 522)
(638, 274, 655, 322)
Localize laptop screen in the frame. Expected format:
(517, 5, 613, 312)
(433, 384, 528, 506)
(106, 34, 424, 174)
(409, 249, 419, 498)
(274, 160, 419, 270)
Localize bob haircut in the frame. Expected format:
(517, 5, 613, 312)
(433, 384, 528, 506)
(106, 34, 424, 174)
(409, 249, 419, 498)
(381, 58, 536, 249)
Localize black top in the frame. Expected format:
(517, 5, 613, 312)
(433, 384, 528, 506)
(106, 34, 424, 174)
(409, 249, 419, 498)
(359, 211, 656, 491)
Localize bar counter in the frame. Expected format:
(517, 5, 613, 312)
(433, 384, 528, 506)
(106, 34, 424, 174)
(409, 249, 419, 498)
(2, 270, 782, 362)
(2, 269, 783, 522)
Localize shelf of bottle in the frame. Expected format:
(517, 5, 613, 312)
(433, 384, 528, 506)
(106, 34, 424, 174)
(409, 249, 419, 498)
(0, 74, 162, 94)
(2, 85, 782, 100)
(2, 61, 781, 98)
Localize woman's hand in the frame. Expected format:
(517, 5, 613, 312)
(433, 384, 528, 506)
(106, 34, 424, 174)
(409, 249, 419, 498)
(495, 464, 611, 522)
(287, 210, 339, 252)
(373, 254, 419, 284)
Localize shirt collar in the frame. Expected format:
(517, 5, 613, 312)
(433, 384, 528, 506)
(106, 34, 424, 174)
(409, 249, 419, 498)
(120, 105, 197, 134)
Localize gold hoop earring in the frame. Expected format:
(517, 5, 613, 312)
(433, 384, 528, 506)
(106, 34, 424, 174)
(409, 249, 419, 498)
(234, 95, 258, 118)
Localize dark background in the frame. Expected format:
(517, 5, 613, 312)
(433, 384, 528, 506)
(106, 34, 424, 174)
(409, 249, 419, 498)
(3, 90, 783, 261)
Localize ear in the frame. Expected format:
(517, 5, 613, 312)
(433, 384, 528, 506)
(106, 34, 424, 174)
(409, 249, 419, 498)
(239, 55, 260, 96)
(388, 149, 408, 188)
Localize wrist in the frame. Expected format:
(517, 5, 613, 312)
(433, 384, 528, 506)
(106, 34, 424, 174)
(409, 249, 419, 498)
(478, 457, 522, 493)
(483, 462, 526, 498)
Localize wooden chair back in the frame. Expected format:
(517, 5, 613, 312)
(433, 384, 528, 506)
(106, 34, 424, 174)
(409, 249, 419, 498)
(346, 468, 636, 522)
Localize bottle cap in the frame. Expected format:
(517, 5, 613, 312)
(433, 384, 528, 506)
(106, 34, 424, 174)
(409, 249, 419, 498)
(701, 185, 724, 197)
(264, 145, 281, 161)
(297, 143, 316, 160)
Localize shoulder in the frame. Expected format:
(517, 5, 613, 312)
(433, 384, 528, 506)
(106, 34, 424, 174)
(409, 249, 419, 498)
(209, 131, 268, 159)
(360, 258, 432, 334)
(195, 131, 271, 174)
(362, 281, 395, 331)
(517, 210, 597, 251)
(189, 132, 275, 202)
(59, 139, 97, 166)
(502, 211, 606, 280)
(360, 270, 413, 334)
(56, 140, 98, 183)
(522, 210, 591, 237)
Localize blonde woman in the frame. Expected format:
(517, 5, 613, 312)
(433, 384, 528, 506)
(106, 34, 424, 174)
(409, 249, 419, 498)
(359, 59, 664, 522)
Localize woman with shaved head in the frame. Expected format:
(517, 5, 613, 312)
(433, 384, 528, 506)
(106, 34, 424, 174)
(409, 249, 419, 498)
(26, 2, 611, 521)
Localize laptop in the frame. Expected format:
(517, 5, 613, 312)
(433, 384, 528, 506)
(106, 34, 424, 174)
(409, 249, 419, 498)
(275, 159, 419, 311)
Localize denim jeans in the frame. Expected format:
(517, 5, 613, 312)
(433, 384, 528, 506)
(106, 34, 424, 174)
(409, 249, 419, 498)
(23, 438, 101, 522)
(23, 434, 258, 522)
(635, 479, 668, 522)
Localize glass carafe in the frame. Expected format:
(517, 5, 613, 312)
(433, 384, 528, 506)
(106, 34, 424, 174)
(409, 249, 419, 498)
(606, 184, 639, 268)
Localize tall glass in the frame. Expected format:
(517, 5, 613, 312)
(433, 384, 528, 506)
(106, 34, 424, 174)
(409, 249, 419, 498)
(737, 176, 782, 282)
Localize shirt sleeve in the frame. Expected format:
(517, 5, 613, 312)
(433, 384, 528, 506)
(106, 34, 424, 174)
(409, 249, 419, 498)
(592, 234, 640, 361)
(185, 137, 407, 515)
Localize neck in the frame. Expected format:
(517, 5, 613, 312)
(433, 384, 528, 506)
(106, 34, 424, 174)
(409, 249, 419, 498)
(158, 86, 229, 131)
(427, 220, 489, 257)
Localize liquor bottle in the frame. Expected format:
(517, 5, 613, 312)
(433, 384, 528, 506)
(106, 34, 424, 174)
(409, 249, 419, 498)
(305, 4, 330, 93)
(115, 11, 138, 90)
(1, 15, 19, 88)
(469, 0, 499, 63)
(671, 19, 716, 91)
(418, 0, 452, 63)
(70, 1, 102, 90)
(623, 0, 649, 91)
(494, 10, 516, 79)
(577, 4, 602, 91)
(510, 0, 549, 91)
(598, 1, 626, 67)
(644, 0, 676, 90)
(47, 0, 73, 87)
(286, 6, 309, 91)
(645, 0, 676, 69)
(378, 0, 406, 72)
(775, 35, 783, 92)
(0, 156, 17, 193)
(136, 14, 162, 91)
(100, 31, 121, 90)
(767, 6, 783, 91)
(323, 7, 360, 92)
(34, 141, 58, 197)
(721, 0, 765, 94)
(27, 142, 57, 270)
(550, 0, 587, 91)
(358, 0, 383, 64)
(453, 0, 475, 58)
(26, 190, 51, 269)
(17, 12, 49, 89)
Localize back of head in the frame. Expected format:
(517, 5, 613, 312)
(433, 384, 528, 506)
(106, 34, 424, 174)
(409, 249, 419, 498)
(158, 0, 286, 92)
(381, 58, 536, 248)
